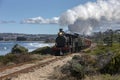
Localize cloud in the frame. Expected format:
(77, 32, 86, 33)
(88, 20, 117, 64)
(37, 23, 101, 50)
(20, 0, 120, 35)
(0, 20, 16, 24)
(59, 0, 120, 35)
(21, 16, 59, 24)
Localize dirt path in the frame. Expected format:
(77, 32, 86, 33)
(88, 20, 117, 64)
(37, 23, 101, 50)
(11, 53, 80, 80)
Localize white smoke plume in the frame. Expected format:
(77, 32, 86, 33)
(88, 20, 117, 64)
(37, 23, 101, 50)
(59, 0, 120, 35)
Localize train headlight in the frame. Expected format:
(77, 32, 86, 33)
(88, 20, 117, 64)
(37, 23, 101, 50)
(59, 32, 63, 36)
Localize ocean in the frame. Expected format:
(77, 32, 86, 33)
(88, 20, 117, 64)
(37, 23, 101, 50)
(0, 41, 55, 55)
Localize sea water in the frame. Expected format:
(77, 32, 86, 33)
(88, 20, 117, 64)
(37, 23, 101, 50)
(0, 41, 55, 55)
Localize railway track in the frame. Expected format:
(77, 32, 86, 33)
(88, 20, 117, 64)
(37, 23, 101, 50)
(0, 54, 72, 80)
(0, 43, 96, 80)
(0, 56, 52, 72)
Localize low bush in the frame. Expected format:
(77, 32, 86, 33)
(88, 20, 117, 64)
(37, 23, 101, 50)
(89, 43, 120, 74)
(100, 51, 120, 74)
(1, 54, 17, 65)
(0, 53, 32, 65)
(11, 44, 28, 54)
(31, 46, 52, 55)
(51, 43, 120, 80)
(54, 52, 120, 79)
(90, 45, 109, 55)
(30, 54, 51, 60)
(85, 74, 120, 80)
(90, 43, 119, 55)
(0, 45, 54, 66)
(0, 55, 4, 62)
(14, 54, 32, 63)
(56, 55, 97, 80)
(82, 48, 91, 53)
(51, 66, 77, 80)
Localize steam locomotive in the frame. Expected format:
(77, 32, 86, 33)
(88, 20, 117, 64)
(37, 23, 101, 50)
(52, 29, 91, 56)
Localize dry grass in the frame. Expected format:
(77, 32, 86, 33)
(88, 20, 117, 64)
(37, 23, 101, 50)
(51, 54, 120, 80)
(51, 66, 77, 80)
(0, 53, 52, 68)
(85, 74, 120, 80)
(52, 67, 120, 80)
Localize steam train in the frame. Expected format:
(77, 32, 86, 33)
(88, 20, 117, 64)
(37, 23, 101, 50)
(52, 29, 92, 56)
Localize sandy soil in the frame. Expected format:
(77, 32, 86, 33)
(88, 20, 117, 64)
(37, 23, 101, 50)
(0, 57, 55, 78)
(11, 53, 80, 80)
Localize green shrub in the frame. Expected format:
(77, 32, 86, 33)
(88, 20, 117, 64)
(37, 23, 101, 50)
(1, 54, 17, 65)
(90, 43, 120, 55)
(82, 48, 91, 53)
(85, 74, 120, 80)
(100, 51, 120, 74)
(14, 54, 32, 63)
(70, 60, 85, 79)
(88, 43, 120, 74)
(0, 53, 33, 65)
(60, 55, 97, 80)
(72, 55, 81, 60)
(11, 44, 28, 54)
(0, 55, 4, 62)
(53, 43, 120, 80)
(31, 46, 52, 55)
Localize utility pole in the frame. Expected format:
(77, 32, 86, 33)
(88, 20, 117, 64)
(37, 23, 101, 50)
(115, 30, 120, 46)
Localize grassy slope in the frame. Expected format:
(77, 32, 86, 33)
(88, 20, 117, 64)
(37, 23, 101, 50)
(52, 43, 120, 80)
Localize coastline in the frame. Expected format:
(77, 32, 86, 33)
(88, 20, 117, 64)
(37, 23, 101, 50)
(0, 41, 45, 43)
(0, 41, 55, 55)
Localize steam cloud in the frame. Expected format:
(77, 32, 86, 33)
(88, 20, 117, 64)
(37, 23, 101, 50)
(59, 0, 120, 35)
(21, 0, 120, 35)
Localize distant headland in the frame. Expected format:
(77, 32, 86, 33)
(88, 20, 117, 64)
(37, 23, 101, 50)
(0, 33, 57, 42)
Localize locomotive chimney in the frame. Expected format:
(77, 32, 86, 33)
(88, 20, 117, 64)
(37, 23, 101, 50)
(59, 28, 63, 32)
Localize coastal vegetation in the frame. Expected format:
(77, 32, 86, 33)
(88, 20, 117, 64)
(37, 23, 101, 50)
(51, 43, 120, 80)
(0, 44, 52, 67)
(31, 46, 53, 55)
(0, 29, 119, 79)
(11, 44, 28, 54)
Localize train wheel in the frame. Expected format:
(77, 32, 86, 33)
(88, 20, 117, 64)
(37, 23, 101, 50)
(54, 50, 59, 56)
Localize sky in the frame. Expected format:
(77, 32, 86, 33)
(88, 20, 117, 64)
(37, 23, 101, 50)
(0, 0, 96, 34)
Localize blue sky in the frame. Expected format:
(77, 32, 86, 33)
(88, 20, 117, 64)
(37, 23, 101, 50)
(0, 0, 97, 34)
